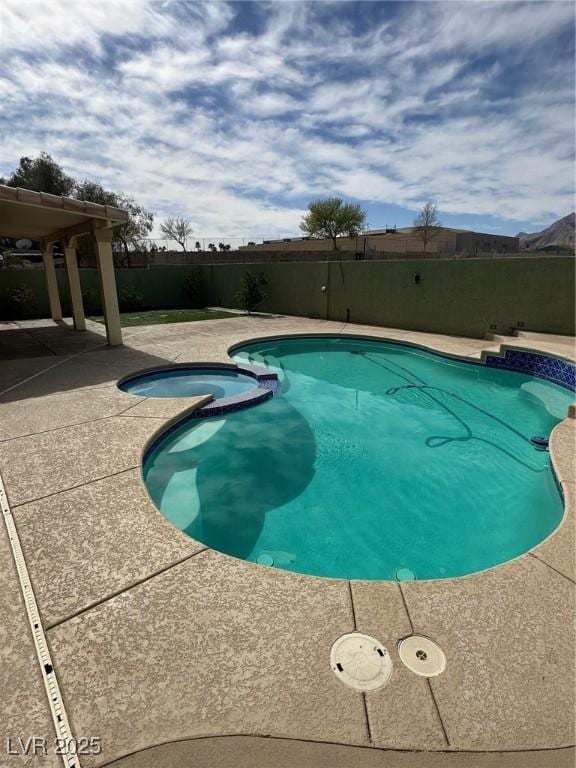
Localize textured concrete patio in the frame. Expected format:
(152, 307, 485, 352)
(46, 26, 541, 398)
(0, 315, 574, 768)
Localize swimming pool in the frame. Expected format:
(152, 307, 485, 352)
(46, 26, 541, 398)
(144, 336, 574, 580)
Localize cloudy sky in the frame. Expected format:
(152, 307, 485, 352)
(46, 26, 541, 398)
(0, 0, 574, 243)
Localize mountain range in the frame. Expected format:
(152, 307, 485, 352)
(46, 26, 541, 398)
(517, 212, 575, 251)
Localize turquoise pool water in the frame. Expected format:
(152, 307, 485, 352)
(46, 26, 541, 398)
(144, 337, 572, 580)
(119, 367, 258, 399)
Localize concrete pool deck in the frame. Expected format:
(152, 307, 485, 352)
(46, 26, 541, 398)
(0, 315, 574, 767)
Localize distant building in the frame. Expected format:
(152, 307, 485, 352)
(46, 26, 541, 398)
(239, 227, 519, 257)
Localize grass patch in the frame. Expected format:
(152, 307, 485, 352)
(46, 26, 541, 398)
(89, 308, 238, 327)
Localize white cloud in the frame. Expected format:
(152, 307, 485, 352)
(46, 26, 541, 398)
(1, 0, 164, 54)
(0, 0, 233, 54)
(0, 0, 574, 238)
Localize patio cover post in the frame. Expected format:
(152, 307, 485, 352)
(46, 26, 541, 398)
(94, 228, 122, 346)
(63, 238, 86, 331)
(41, 242, 62, 321)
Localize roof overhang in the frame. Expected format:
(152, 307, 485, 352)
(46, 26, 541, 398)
(0, 184, 129, 243)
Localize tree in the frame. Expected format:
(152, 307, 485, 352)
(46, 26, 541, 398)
(236, 271, 267, 314)
(414, 203, 442, 254)
(74, 179, 118, 206)
(195, 241, 202, 252)
(73, 180, 118, 265)
(208, 243, 217, 252)
(74, 180, 154, 264)
(160, 217, 193, 252)
(109, 196, 153, 261)
(2, 155, 153, 264)
(3, 152, 74, 196)
(300, 197, 366, 250)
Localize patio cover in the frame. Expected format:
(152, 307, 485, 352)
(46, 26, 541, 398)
(0, 184, 129, 345)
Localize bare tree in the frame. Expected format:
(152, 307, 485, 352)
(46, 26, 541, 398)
(414, 203, 441, 254)
(160, 217, 194, 252)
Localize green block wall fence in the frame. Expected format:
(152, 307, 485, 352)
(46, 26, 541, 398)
(0, 256, 574, 338)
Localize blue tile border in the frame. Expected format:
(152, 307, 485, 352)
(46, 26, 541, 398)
(187, 363, 280, 419)
(485, 349, 576, 392)
(236, 362, 279, 380)
(188, 384, 274, 419)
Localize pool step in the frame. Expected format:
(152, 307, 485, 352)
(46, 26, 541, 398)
(484, 333, 515, 344)
(513, 330, 575, 349)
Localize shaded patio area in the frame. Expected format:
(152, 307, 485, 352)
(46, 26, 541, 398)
(0, 183, 128, 346)
(0, 319, 176, 402)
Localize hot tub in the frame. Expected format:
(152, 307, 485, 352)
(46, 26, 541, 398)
(118, 366, 260, 400)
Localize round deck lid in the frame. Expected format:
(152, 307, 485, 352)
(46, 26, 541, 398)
(398, 635, 446, 677)
(330, 633, 392, 691)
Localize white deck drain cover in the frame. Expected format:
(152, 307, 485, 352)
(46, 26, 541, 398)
(330, 633, 392, 691)
(398, 635, 446, 677)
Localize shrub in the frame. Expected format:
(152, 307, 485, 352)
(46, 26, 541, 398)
(0, 286, 37, 319)
(82, 286, 102, 315)
(0, 250, 23, 269)
(183, 268, 205, 308)
(236, 271, 267, 314)
(118, 286, 143, 312)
